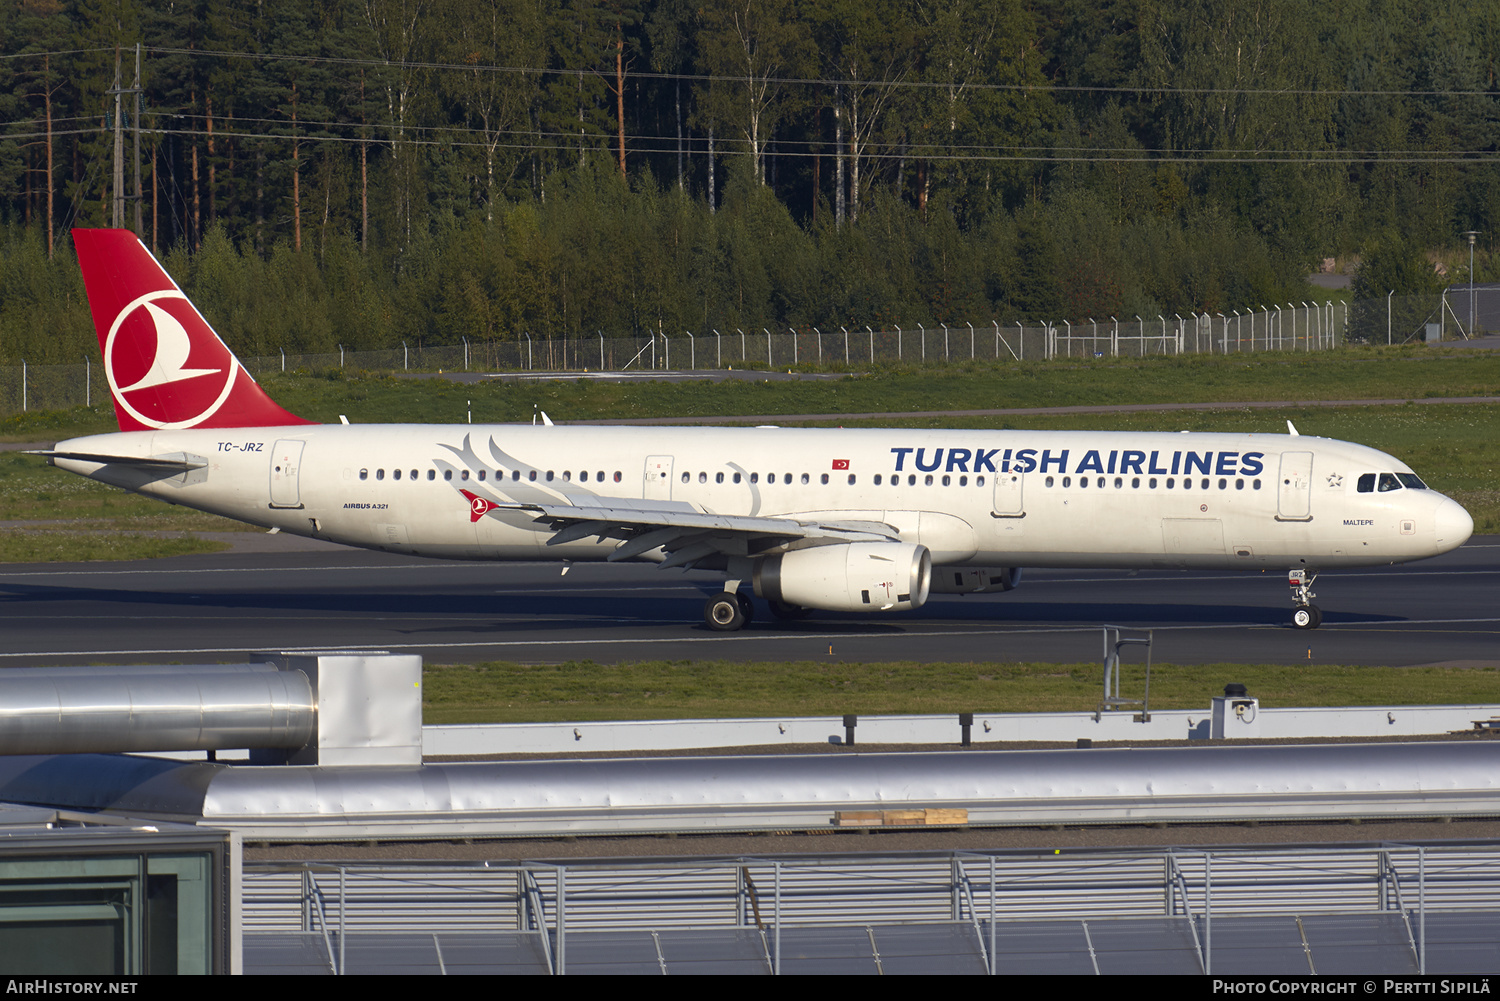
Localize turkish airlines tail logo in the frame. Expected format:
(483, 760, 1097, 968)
(72, 229, 314, 432)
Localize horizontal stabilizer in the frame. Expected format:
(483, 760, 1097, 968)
(28, 449, 208, 471)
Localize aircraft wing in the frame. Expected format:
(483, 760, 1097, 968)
(466, 492, 899, 569)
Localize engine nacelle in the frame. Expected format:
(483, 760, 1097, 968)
(753, 543, 932, 613)
(928, 567, 1023, 594)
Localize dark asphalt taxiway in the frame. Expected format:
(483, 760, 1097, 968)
(1, 537, 1496, 667)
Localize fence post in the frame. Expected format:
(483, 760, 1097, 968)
(402, 341, 408, 370)
(814, 327, 821, 364)
(714, 330, 721, 368)
(764, 328, 771, 367)
(790, 327, 797, 366)
(896, 325, 902, 360)
(866, 325, 874, 363)
(21, 360, 25, 412)
(841, 326, 849, 365)
(942, 322, 949, 362)
(917, 323, 925, 362)
(85, 356, 90, 407)
(686, 331, 694, 370)
(339, 344, 344, 368)
(967, 321, 974, 360)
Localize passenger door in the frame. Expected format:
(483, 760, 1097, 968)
(1276, 451, 1314, 521)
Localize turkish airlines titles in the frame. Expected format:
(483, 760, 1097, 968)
(888, 446, 1267, 478)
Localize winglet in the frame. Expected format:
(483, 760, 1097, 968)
(1286, 420, 1300, 436)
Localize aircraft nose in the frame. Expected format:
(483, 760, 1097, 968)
(1434, 496, 1474, 553)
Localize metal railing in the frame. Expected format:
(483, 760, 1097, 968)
(243, 843, 1500, 975)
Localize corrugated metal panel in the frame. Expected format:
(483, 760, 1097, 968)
(961, 854, 1180, 920)
(242, 867, 524, 933)
(527, 867, 740, 930)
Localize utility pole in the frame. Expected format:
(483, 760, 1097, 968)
(108, 46, 144, 235)
(132, 43, 142, 236)
(111, 49, 123, 228)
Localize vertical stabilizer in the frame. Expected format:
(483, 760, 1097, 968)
(72, 228, 314, 431)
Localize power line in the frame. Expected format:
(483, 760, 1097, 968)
(8, 43, 1494, 99)
(6, 122, 1494, 166)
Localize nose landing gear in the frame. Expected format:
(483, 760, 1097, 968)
(1288, 569, 1322, 629)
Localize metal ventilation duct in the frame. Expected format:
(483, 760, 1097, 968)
(0, 663, 314, 755)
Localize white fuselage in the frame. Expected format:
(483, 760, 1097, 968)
(53, 424, 1472, 571)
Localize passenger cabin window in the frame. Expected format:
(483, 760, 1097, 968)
(360, 469, 368, 480)
(376, 469, 385, 481)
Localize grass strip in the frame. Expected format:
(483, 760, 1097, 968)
(421, 659, 1500, 725)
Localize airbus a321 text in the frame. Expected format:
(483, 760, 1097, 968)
(39, 229, 1474, 632)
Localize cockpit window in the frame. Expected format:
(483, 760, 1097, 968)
(1357, 473, 1375, 493)
(1378, 473, 1401, 492)
(1397, 473, 1427, 490)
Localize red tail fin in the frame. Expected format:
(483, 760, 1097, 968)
(72, 229, 314, 431)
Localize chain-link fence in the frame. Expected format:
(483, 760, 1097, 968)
(11, 296, 1487, 419)
(1347, 285, 1500, 344)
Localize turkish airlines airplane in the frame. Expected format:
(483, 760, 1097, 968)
(39, 229, 1473, 631)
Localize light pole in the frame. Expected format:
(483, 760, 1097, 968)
(1462, 230, 1481, 338)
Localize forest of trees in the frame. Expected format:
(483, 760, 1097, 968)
(0, 0, 1497, 362)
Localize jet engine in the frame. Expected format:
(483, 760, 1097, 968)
(753, 543, 932, 613)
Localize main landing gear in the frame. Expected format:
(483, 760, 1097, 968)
(704, 590, 755, 632)
(704, 591, 812, 631)
(1288, 569, 1322, 630)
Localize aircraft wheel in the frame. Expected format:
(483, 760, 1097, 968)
(1292, 604, 1322, 630)
(768, 599, 811, 621)
(736, 592, 756, 626)
(704, 593, 746, 631)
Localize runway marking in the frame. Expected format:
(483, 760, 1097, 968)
(9, 618, 1500, 659)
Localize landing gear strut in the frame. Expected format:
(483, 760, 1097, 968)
(1288, 569, 1322, 629)
(704, 590, 755, 632)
